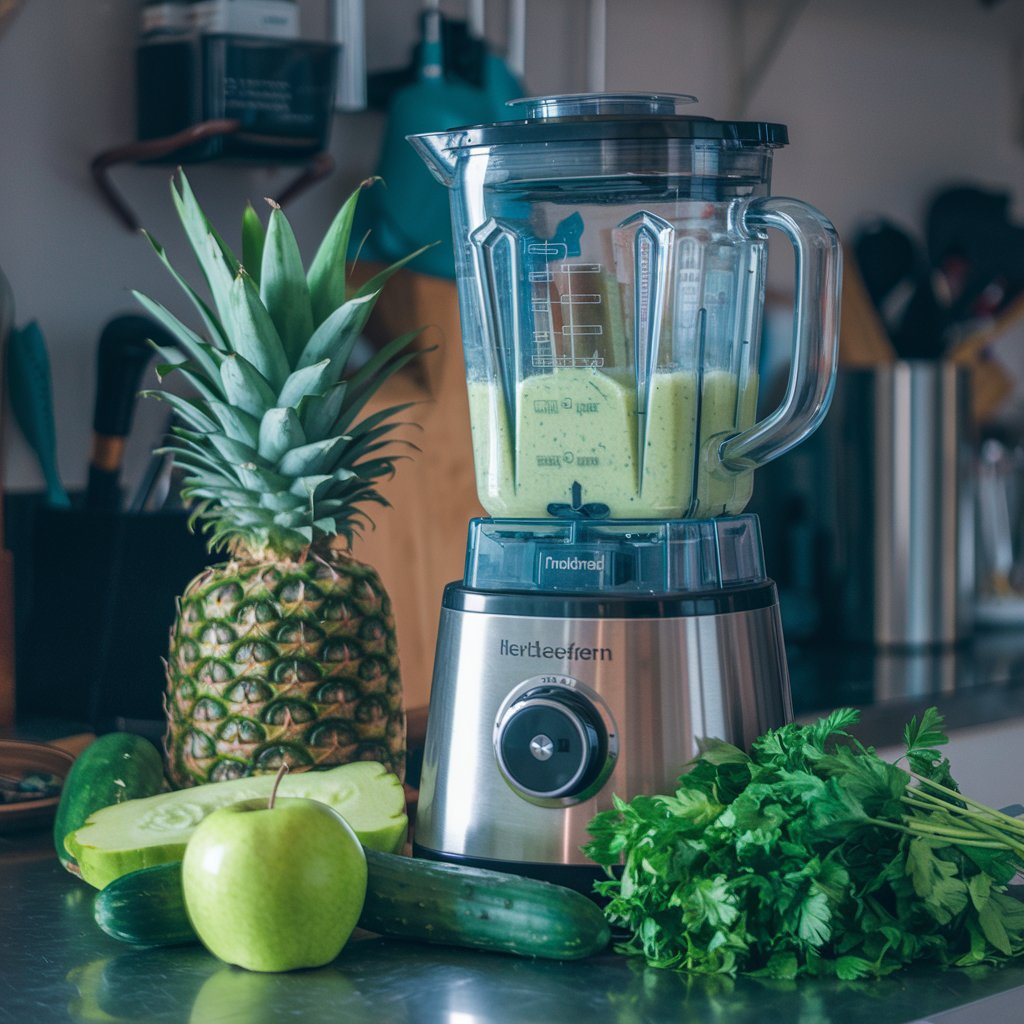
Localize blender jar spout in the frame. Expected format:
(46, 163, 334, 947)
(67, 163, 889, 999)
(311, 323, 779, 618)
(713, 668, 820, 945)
(407, 132, 461, 187)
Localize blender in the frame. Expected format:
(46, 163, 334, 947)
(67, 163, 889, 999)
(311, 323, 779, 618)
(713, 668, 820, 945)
(407, 94, 842, 888)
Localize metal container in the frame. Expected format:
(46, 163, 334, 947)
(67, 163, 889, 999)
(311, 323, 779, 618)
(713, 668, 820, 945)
(825, 361, 974, 648)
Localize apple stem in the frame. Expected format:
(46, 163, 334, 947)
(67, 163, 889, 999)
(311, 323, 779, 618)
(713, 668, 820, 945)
(268, 763, 289, 810)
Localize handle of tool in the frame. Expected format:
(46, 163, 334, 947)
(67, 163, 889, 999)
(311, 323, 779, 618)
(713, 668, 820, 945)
(85, 315, 174, 511)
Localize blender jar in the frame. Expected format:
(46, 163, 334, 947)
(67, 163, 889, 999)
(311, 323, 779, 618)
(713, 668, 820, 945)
(410, 94, 842, 520)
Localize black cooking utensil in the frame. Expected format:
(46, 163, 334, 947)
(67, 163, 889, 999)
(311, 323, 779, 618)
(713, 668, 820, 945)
(853, 218, 944, 359)
(926, 185, 1024, 329)
(852, 220, 917, 331)
(85, 314, 177, 511)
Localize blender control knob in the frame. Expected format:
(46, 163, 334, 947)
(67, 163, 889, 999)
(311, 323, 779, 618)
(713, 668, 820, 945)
(494, 686, 608, 800)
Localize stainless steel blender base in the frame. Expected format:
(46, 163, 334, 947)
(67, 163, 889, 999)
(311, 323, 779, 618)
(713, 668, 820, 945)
(414, 582, 791, 878)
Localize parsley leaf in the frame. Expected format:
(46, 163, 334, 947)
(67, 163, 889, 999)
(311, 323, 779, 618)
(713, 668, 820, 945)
(584, 706, 1024, 977)
(901, 706, 959, 790)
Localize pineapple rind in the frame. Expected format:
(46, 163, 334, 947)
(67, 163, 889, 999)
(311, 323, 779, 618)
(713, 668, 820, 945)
(165, 549, 405, 788)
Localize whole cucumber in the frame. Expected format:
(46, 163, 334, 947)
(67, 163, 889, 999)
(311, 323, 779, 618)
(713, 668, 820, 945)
(53, 732, 166, 874)
(358, 850, 611, 960)
(95, 850, 610, 961)
(94, 861, 195, 947)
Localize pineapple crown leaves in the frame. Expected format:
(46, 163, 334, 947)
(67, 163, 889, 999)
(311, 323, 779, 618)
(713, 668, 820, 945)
(136, 170, 433, 561)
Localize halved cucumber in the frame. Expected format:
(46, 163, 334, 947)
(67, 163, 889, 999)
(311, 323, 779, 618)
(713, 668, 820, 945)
(67, 761, 407, 889)
(53, 732, 166, 874)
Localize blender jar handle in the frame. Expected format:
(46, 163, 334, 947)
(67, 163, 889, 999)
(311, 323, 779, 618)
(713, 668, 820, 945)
(718, 196, 842, 473)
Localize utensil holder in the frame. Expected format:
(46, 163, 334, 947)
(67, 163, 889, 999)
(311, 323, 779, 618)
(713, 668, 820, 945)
(14, 504, 213, 735)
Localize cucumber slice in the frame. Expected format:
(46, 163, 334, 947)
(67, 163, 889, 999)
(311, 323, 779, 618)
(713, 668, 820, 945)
(67, 761, 407, 889)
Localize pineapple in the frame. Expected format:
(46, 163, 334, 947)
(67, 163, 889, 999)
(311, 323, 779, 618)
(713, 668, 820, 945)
(136, 172, 423, 788)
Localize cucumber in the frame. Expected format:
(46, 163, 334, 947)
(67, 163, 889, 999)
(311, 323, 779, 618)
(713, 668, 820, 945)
(53, 732, 166, 874)
(94, 862, 195, 947)
(67, 761, 407, 889)
(358, 849, 611, 960)
(95, 851, 611, 961)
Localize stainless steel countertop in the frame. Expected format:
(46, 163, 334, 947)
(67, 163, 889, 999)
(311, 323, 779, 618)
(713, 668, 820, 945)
(5, 633, 1024, 1023)
(4, 831, 1024, 1024)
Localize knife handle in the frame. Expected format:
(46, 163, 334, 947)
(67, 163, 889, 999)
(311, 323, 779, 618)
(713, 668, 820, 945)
(86, 315, 174, 511)
(91, 319, 157, 438)
(86, 450, 125, 513)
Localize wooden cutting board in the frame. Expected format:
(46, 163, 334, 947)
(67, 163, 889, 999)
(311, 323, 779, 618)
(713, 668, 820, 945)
(344, 265, 483, 713)
(837, 251, 897, 369)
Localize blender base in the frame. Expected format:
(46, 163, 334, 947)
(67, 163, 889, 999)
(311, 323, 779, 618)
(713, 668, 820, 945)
(415, 517, 792, 880)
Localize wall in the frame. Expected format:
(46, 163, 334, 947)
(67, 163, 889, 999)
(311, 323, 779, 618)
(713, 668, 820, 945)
(2, 1, 1023, 498)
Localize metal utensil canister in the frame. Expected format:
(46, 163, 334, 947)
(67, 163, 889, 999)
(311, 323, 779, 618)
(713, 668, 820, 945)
(824, 361, 975, 648)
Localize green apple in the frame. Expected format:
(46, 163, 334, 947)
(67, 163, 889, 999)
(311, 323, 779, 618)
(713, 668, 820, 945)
(182, 796, 367, 973)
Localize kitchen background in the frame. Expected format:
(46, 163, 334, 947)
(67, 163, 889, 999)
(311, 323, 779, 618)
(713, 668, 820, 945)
(4, 0, 1024, 722)
(3, 0, 1024, 498)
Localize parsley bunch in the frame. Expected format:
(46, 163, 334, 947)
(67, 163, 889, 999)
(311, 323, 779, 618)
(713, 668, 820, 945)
(583, 707, 1024, 979)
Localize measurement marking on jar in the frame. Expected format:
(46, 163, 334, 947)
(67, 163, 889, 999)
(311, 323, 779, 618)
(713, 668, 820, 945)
(559, 262, 604, 364)
(529, 243, 565, 257)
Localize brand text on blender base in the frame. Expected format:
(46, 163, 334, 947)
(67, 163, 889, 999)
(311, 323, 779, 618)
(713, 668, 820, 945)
(498, 640, 612, 661)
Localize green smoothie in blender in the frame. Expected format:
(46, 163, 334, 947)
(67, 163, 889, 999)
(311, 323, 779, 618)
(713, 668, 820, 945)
(467, 366, 759, 519)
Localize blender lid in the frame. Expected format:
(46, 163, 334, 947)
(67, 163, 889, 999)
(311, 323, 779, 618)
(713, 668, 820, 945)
(409, 92, 789, 148)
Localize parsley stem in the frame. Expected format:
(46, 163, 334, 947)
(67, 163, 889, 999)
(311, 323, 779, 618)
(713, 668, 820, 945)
(900, 791, 1024, 859)
(902, 791, 970, 818)
(903, 818, 1003, 844)
(904, 828, 1007, 849)
(903, 789, 1003, 828)
(862, 816, 910, 835)
(864, 814, 1009, 849)
(908, 772, 1024, 835)
(904, 782, 1024, 841)
(965, 816, 1024, 861)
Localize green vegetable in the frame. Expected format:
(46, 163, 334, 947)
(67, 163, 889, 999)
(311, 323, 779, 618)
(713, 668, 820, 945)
(583, 706, 1024, 978)
(94, 849, 611, 961)
(357, 848, 610, 960)
(94, 862, 195, 947)
(66, 761, 408, 889)
(53, 733, 166, 874)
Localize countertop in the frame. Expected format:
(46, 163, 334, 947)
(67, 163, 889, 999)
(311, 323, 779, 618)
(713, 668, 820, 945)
(5, 632, 1024, 1024)
(5, 837, 1024, 1024)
